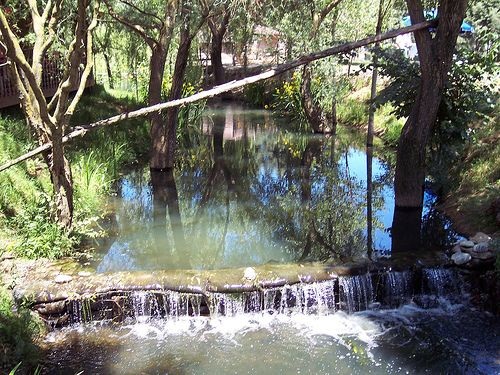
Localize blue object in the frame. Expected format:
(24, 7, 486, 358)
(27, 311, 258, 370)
(402, 9, 474, 33)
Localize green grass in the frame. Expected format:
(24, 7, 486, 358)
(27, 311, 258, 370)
(0, 285, 44, 373)
(0, 85, 150, 260)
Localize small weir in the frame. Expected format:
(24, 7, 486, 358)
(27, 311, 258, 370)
(41, 266, 462, 326)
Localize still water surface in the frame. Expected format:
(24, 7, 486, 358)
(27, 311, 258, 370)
(95, 104, 454, 272)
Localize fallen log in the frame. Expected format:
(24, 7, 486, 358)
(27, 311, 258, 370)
(0, 20, 436, 173)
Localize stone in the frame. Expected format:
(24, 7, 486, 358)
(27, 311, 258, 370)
(452, 244, 462, 253)
(473, 242, 489, 253)
(78, 271, 92, 277)
(55, 274, 73, 284)
(470, 251, 495, 260)
(459, 240, 475, 251)
(243, 267, 257, 281)
(451, 251, 471, 265)
(470, 232, 491, 244)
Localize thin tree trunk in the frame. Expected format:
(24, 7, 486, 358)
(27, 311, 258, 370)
(103, 52, 114, 89)
(301, 64, 325, 133)
(164, 10, 200, 169)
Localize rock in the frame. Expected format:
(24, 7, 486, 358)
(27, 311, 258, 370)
(473, 242, 489, 253)
(459, 240, 475, 251)
(243, 267, 257, 281)
(470, 251, 495, 260)
(452, 244, 462, 253)
(470, 232, 491, 244)
(55, 274, 73, 284)
(78, 271, 92, 277)
(451, 251, 471, 265)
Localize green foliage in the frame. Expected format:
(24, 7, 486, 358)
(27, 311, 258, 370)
(8, 194, 76, 259)
(243, 81, 275, 107)
(374, 103, 405, 146)
(271, 72, 304, 121)
(337, 99, 368, 126)
(177, 81, 206, 147)
(0, 86, 149, 260)
(0, 286, 43, 373)
(468, 0, 500, 54)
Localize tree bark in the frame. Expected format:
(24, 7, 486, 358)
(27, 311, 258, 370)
(50, 130, 74, 228)
(300, 64, 326, 133)
(392, 0, 468, 252)
(207, 5, 230, 86)
(149, 45, 169, 170)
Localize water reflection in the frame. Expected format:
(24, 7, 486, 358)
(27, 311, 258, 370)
(96, 104, 456, 271)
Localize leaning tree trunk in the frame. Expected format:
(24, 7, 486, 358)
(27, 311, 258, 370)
(300, 64, 325, 133)
(164, 23, 196, 169)
(392, 79, 441, 251)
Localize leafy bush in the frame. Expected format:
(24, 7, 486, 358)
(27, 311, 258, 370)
(337, 99, 367, 126)
(271, 71, 307, 124)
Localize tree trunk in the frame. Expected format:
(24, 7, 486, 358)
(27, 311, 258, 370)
(164, 22, 196, 170)
(300, 64, 325, 133)
(103, 52, 114, 89)
(149, 46, 168, 170)
(49, 128, 74, 229)
(211, 31, 225, 85)
(392, 0, 468, 252)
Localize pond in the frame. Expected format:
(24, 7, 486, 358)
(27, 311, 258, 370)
(37, 104, 498, 375)
(94, 103, 456, 272)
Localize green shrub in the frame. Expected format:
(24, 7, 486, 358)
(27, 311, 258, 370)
(0, 286, 43, 372)
(271, 71, 306, 123)
(337, 99, 367, 126)
(8, 194, 76, 259)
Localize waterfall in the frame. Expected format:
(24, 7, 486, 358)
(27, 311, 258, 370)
(64, 268, 466, 325)
(339, 274, 374, 313)
(383, 270, 413, 307)
(422, 268, 461, 298)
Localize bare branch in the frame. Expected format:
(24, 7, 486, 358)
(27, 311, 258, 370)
(65, 6, 99, 117)
(0, 9, 53, 125)
(42, 0, 64, 52)
(311, 0, 344, 38)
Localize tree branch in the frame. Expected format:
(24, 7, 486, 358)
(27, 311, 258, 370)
(103, 0, 158, 48)
(0, 20, 437, 172)
(0, 9, 53, 125)
(119, 0, 163, 27)
(65, 6, 99, 118)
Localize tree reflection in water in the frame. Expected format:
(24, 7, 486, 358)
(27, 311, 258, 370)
(96, 104, 455, 272)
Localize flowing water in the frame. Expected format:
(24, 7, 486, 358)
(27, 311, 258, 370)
(41, 268, 500, 374)
(38, 104, 497, 374)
